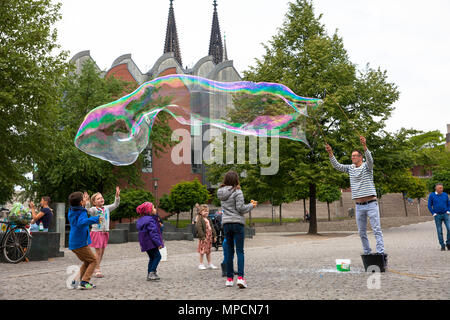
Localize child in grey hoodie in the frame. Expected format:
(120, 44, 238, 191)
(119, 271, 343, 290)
(217, 171, 257, 289)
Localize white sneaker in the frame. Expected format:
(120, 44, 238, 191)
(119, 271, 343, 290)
(225, 278, 234, 287)
(198, 264, 207, 270)
(207, 263, 218, 269)
(236, 277, 247, 289)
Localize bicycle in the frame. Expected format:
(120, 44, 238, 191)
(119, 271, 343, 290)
(0, 209, 32, 263)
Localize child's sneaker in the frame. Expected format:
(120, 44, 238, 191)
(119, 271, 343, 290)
(225, 278, 234, 287)
(198, 264, 207, 270)
(207, 263, 218, 269)
(77, 281, 95, 290)
(68, 280, 79, 290)
(236, 276, 247, 289)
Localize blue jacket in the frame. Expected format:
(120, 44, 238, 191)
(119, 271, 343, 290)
(136, 215, 164, 252)
(68, 206, 100, 250)
(427, 192, 450, 215)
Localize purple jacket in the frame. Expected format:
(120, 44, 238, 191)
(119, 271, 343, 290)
(136, 215, 164, 252)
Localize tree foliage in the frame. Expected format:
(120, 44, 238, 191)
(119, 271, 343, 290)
(0, 0, 69, 201)
(104, 188, 154, 222)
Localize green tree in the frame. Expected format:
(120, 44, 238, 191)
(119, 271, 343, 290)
(406, 177, 428, 216)
(104, 188, 154, 222)
(428, 169, 450, 193)
(317, 183, 341, 221)
(0, 0, 69, 201)
(241, 0, 399, 233)
(158, 194, 175, 216)
(168, 179, 210, 227)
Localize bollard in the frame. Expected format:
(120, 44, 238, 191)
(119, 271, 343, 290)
(56, 203, 66, 248)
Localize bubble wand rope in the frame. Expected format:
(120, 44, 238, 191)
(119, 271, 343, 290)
(335, 102, 363, 138)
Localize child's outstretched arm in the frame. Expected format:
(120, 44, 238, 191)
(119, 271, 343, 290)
(77, 213, 100, 227)
(105, 186, 120, 212)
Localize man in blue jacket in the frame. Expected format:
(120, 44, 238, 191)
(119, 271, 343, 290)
(427, 183, 450, 251)
(68, 191, 103, 289)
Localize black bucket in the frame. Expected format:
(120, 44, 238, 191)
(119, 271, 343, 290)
(361, 253, 388, 272)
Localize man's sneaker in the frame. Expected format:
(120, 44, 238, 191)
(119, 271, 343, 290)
(225, 278, 234, 287)
(154, 272, 160, 280)
(68, 280, 79, 290)
(236, 277, 247, 289)
(207, 263, 218, 269)
(77, 281, 94, 290)
(198, 264, 207, 270)
(441, 246, 446, 251)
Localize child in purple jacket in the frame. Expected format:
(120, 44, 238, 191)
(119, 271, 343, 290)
(136, 202, 164, 281)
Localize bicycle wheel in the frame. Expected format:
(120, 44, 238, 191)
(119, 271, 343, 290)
(2, 226, 32, 263)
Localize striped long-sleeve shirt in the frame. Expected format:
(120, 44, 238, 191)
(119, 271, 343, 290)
(329, 149, 377, 200)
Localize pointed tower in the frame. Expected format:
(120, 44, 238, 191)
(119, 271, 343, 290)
(164, 0, 182, 66)
(208, 0, 223, 64)
(223, 33, 228, 62)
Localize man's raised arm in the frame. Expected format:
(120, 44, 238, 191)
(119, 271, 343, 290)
(326, 144, 350, 173)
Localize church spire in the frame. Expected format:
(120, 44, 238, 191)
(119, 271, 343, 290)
(208, 0, 223, 64)
(164, 0, 182, 66)
(223, 33, 228, 62)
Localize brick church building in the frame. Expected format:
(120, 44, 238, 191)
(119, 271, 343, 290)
(70, 0, 241, 213)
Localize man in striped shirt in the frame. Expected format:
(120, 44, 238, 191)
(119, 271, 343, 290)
(325, 136, 385, 254)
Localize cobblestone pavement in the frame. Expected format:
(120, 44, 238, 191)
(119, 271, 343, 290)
(0, 220, 449, 300)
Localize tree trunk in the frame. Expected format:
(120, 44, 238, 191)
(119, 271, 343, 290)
(417, 198, 421, 216)
(249, 209, 252, 226)
(176, 213, 179, 228)
(303, 198, 306, 222)
(271, 202, 274, 224)
(190, 208, 193, 223)
(327, 202, 330, 221)
(402, 193, 408, 217)
(279, 203, 282, 225)
(308, 183, 317, 234)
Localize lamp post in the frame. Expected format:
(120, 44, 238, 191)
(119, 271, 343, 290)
(153, 179, 159, 211)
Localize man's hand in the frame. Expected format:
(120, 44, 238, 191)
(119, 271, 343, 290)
(83, 192, 90, 203)
(360, 136, 367, 150)
(325, 144, 333, 157)
(115, 186, 120, 198)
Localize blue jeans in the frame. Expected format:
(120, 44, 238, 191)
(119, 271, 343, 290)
(146, 248, 161, 273)
(223, 223, 245, 278)
(355, 201, 384, 254)
(434, 213, 450, 247)
(222, 238, 236, 265)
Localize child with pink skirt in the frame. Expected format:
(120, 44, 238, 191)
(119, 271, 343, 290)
(84, 186, 120, 278)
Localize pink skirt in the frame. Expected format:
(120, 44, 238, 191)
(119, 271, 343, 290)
(89, 231, 109, 248)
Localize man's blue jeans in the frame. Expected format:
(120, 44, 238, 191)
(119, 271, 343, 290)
(355, 201, 384, 254)
(223, 223, 245, 278)
(434, 213, 450, 248)
(146, 248, 161, 273)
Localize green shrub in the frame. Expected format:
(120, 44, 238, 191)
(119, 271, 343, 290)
(104, 188, 155, 222)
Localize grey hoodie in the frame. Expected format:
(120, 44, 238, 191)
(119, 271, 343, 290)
(217, 186, 253, 225)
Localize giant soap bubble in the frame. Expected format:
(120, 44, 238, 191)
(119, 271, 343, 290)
(74, 74, 322, 165)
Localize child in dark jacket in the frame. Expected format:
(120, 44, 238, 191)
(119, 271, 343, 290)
(136, 202, 164, 281)
(68, 191, 103, 290)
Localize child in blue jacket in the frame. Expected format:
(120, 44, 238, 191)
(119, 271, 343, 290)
(68, 191, 103, 290)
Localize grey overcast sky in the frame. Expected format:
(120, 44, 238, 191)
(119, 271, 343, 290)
(54, 0, 450, 136)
